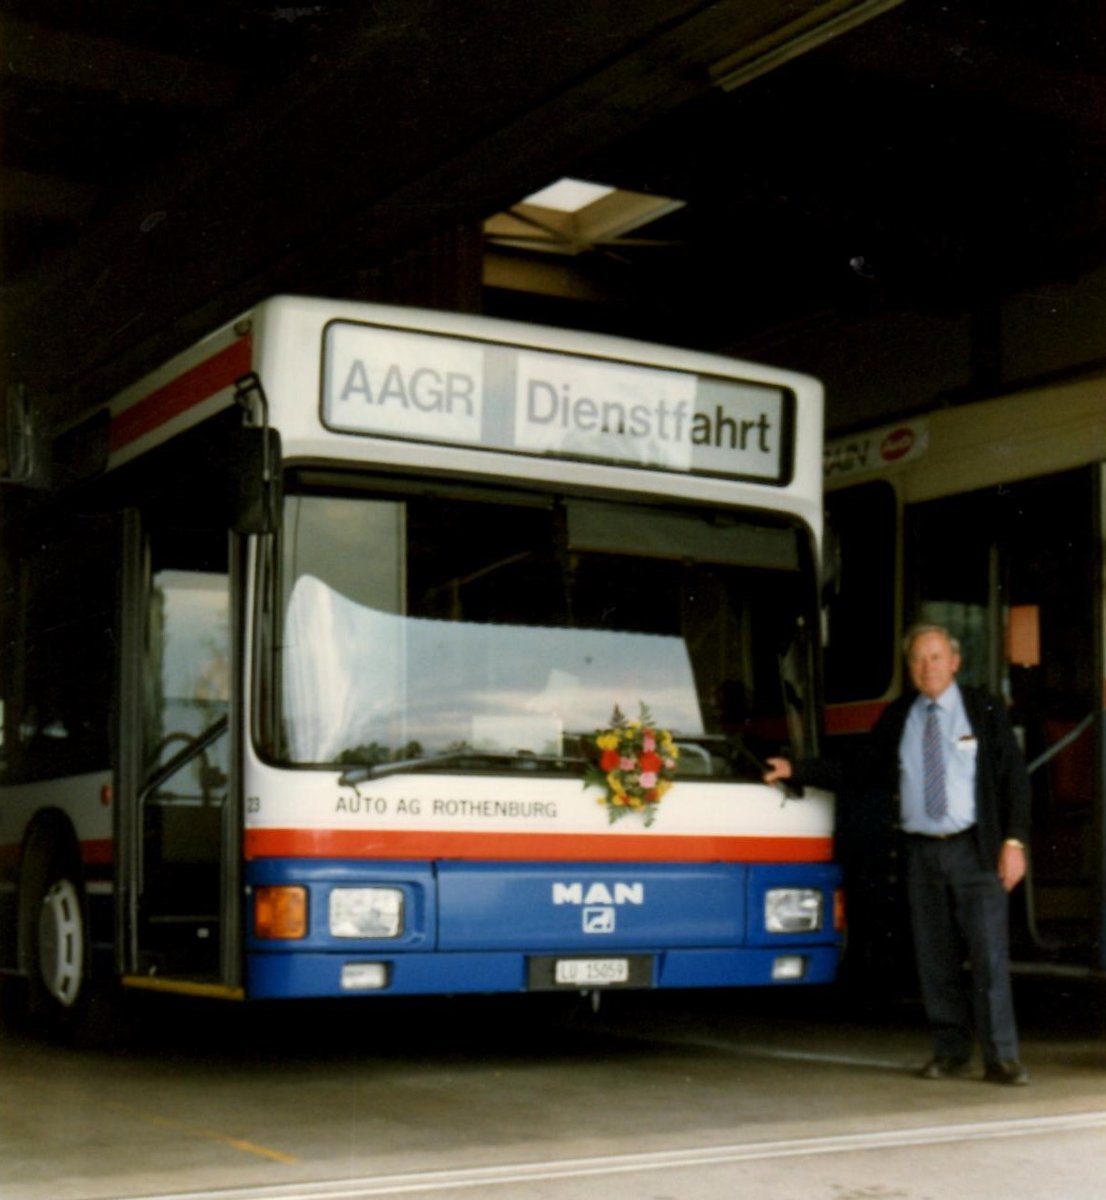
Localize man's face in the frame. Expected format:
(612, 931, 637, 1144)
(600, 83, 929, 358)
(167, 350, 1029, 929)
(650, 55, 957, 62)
(907, 631, 961, 699)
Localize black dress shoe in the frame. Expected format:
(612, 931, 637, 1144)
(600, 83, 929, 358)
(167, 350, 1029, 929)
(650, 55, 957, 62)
(984, 1059, 1030, 1086)
(917, 1056, 971, 1080)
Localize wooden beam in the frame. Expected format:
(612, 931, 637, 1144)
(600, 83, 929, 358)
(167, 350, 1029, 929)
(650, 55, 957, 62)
(1, 16, 239, 106)
(0, 168, 99, 221)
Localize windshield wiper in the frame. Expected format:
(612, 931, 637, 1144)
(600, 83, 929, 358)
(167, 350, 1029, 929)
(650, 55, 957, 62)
(338, 736, 799, 795)
(338, 748, 583, 786)
(672, 732, 801, 797)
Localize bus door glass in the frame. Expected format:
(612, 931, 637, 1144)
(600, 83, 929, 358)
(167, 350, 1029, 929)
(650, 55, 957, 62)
(905, 467, 1098, 960)
(130, 528, 233, 984)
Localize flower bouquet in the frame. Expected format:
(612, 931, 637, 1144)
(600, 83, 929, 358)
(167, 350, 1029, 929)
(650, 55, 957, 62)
(584, 703, 679, 827)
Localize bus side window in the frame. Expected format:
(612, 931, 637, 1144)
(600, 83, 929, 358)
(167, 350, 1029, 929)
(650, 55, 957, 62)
(7, 517, 115, 778)
(823, 481, 897, 704)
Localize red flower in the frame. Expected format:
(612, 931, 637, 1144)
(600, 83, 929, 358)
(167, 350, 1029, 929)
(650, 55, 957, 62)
(599, 749, 621, 772)
(639, 751, 663, 773)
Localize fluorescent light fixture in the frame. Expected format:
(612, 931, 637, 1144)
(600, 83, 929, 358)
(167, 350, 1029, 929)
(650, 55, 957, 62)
(522, 178, 616, 213)
(711, 0, 906, 92)
(485, 181, 684, 258)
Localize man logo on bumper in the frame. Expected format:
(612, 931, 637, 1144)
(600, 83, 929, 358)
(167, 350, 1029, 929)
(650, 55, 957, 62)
(583, 906, 616, 934)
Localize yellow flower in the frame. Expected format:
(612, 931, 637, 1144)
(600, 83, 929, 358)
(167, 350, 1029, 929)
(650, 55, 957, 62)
(596, 733, 620, 751)
(606, 772, 626, 794)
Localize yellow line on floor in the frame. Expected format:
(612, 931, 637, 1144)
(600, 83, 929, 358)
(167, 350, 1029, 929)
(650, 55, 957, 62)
(4, 1068, 298, 1165)
(106, 1102, 300, 1165)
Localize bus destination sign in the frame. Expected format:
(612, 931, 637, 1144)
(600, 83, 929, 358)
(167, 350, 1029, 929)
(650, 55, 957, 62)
(322, 322, 791, 483)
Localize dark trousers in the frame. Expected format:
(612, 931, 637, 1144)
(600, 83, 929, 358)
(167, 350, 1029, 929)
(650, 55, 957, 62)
(904, 832, 1019, 1064)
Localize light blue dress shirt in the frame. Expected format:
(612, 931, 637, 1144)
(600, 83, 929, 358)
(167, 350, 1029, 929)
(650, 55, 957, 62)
(898, 682, 977, 835)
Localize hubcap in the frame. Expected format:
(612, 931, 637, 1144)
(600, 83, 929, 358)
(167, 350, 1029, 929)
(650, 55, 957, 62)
(38, 879, 84, 1007)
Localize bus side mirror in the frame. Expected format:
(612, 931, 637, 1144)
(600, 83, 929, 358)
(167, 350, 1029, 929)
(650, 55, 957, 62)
(1, 383, 37, 484)
(2, 386, 109, 490)
(229, 426, 282, 534)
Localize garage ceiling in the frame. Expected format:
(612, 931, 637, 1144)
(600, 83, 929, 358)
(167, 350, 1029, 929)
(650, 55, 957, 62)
(2, 0, 1104, 433)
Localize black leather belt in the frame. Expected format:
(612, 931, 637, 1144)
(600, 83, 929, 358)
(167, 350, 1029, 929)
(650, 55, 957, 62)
(905, 826, 975, 841)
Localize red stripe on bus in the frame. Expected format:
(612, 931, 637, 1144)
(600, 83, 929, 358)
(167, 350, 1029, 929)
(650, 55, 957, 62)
(244, 828, 834, 864)
(81, 839, 114, 866)
(110, 337, 254, 452)
(824, 701, 888, 736)
(0, 839, 113, 872)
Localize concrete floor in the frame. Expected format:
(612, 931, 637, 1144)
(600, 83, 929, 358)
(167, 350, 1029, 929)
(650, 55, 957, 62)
(3, 978, 1105, 1200)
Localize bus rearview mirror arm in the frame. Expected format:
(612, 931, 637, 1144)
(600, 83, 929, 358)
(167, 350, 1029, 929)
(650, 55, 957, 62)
(231, 372, 282, 535)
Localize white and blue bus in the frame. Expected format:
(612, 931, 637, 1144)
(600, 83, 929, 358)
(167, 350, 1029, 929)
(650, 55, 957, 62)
(0, 296, 841, 1027)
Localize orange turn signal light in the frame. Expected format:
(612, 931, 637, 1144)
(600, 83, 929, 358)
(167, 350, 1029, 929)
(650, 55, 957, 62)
(833, 888, 847, 933)
(254, 886, 308, 939)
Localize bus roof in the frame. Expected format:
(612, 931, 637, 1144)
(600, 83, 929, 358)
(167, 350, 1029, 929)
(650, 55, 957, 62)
(824, 371, 1106, 502)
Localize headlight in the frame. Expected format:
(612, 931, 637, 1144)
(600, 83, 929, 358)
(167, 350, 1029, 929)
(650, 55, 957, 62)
(329, 887, 404, 938)
(765, 888, 823, 933)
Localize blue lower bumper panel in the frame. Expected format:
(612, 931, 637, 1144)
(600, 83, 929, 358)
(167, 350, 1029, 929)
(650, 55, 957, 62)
(246, 944, 841, 999)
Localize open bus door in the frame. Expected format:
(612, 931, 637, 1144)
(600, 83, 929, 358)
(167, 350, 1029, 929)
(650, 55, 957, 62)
(116, 508, 244, 999)
(905, 466, 1103, 970)
(826, 464, 1104, 985)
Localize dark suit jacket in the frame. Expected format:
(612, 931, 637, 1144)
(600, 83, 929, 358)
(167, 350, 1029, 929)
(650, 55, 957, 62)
(793, 684, 1031, 867)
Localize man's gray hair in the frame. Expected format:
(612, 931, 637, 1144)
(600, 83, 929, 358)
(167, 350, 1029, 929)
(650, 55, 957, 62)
(902, 622, 961, 657)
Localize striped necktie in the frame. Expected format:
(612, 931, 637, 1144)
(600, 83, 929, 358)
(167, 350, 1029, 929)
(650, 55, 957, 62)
(923, 701, 947, 821)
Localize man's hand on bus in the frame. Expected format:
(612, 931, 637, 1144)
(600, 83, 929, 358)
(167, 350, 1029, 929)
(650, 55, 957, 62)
(998, 840, 1027, 893)
(763, 757, 794, 785)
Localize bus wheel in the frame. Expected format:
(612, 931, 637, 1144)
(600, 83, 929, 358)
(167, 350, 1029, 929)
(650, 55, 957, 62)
(36, 876, 86, 1010)
(23, 848, 114, 1042)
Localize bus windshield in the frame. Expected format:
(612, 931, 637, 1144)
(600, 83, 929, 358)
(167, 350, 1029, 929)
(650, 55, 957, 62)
(266, 482, 817, 777)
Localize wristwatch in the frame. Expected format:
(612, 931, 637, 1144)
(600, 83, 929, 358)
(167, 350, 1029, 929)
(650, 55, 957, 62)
(1003, 838, 1026, 850)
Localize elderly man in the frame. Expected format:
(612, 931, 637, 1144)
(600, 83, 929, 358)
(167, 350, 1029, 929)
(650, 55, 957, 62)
(766, 623, 1031, 1085)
